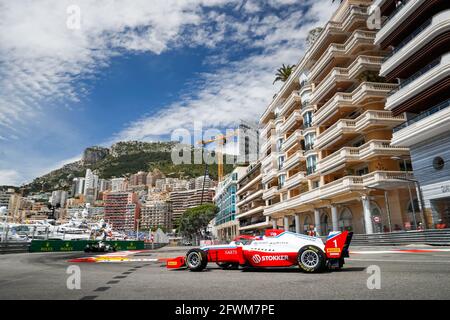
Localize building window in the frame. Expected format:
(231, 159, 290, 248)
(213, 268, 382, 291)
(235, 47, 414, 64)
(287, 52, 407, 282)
(278, 174, 286, 188)
(278, 156, 285, 170)
(306, 155, 317, 175)
(433, 157, 445, 170)
(304, 133, 315, 151)
(303, 112, 313, 128)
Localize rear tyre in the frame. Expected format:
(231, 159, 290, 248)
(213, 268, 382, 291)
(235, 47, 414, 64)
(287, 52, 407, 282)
(186, 249, 208, 272)
(297, 245, 326, 273)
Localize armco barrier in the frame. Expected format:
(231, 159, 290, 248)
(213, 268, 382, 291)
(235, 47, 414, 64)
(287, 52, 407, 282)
(29, 240, 145, 252)
(0, 242, 29, 254)
(349, 229, 450, 246)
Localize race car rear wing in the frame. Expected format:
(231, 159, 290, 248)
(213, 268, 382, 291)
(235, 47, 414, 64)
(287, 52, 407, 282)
(324, 231, 353, 259)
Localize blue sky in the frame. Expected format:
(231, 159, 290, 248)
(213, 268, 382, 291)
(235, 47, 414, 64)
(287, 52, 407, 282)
(0, 0, 338, 186)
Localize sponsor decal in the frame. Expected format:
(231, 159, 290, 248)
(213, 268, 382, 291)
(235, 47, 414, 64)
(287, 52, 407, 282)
(225, 250, 237, 255)
(252, 254, 262, 264)
(252, 254, 289, 264)
(327, 248, 341, 253)
(168, 261, 178, 266)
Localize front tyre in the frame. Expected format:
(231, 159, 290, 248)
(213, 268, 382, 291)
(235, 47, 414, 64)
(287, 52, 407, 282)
(297, 245, 326, 273)
(186, 249, 208, 272)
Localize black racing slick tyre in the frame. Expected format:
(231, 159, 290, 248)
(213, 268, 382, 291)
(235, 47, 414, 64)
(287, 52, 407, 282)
(297, 245, 326, 273)
(186, 249, 208, 272)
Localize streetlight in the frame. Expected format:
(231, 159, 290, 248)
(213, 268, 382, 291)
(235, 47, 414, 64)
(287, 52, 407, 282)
(391, 156, 426, 230)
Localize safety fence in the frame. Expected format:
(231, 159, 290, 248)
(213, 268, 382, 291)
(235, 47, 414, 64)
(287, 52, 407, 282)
(0, 242, 29, 254)
(29, 240, 145, 252)
(348, 229, 450, 246)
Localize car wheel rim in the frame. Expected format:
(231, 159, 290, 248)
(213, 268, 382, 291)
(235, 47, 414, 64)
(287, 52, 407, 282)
(300, 250, 319, 268)
(188, 252, 201, 268)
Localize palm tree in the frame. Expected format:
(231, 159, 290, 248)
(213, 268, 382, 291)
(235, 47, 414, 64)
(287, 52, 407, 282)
(273, 64, 296, 84)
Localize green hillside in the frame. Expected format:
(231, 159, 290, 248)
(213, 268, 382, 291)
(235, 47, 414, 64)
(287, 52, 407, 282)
(24, 141, 235, 193)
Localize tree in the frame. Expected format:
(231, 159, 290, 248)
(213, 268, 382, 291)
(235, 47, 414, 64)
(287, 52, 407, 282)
(178, 204, 218, 240)
(273, 64, 296, 84)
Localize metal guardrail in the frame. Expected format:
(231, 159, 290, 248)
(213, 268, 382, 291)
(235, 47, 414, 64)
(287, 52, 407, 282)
(0, 242, 29, 254)
(349, 229, 450, 246)
(143, 243, 168, 250)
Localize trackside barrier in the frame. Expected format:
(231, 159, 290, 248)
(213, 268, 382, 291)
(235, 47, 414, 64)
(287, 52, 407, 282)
(29, 240, 145, 252)
(143, 243, 168, 250)
(347, 229, 450, 246)
(0, 242, 29, 254)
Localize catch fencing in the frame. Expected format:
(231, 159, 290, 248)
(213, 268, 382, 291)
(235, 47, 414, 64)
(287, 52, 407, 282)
(349, 229, 450, 246)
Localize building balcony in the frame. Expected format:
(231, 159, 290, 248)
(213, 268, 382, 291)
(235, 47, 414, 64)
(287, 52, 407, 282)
(236, 205, 265, 220)
(392, 98, 450, 147)
(314, 82, 398, 126)
(317, 147, 360, 173)
(307, 4, 370, 63)
(355, 110, 406, 132)
(318, 140, 410, 174)
(283, 151, 305, 171)
(278, 91, 301, 117)
(284, 172, 307, 190)
(260, 120, 274, 139)
(263, 170, 413, 217)
(299, 84, 312, 106)
(386, 53, 450, 111)
(315, 110, 406, 149)
(281, 129, 302, 152)
(280, 111, 302, 134)
(363, 170, 415, 189)
(359, 139, 410, 159)
(260, 135, 275, 155)
(236, 189, 264, 208)
(375, 0, 426, 47)
(261, 168, 277, 184)
(311, 56, 383, 105)
(262, 186, 279, 201)
(309, 30, 377, 83)
(381, 10, 450, 78)
(239, 217, 272, 231)
(315, 119, 357, 149)
(236, 174, 262, 196)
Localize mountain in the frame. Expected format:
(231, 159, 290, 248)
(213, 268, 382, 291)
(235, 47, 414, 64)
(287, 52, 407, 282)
(24, 141, 235, 193)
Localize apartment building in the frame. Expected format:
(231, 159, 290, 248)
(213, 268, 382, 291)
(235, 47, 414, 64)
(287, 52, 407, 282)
(236, 162, 271, 235)
(259, 0, 417, 235)
(214, 167, 247, 241)
(129, 171, 148, 186)
(169, 188, 215, 225)
(103, 192, 140, 232)
(140, 201, 172, 231)
(375, 0, 450, 226)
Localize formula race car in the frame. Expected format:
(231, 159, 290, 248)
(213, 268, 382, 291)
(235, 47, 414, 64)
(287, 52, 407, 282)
(84, 241, 116, 253)
(166, 229, 352, 273)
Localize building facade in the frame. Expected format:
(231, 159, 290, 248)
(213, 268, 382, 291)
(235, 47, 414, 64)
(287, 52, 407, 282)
(169, 188, 215, 225)
(259, 0, 417, 235)
(103, 192, 140, 231)
(236, 162, 271, 235)
(140, 201, 172, 231)
(375, 0, 450, 227)
(214, 167, 247, 241)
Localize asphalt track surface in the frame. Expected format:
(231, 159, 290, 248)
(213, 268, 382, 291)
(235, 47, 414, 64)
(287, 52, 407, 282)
(1, 246, 449, 300)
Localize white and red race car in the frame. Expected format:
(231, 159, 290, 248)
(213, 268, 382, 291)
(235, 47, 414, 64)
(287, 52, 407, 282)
(166, 229, 353, 273)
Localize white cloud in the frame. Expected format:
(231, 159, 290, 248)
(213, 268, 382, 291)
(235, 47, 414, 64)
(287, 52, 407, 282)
(0, 170, 23, 186)
(0, 0, 339, 185)
(116, 0, 338, 141)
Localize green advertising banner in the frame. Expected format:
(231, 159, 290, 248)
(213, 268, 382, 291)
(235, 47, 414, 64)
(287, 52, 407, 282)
(30, 240, 145, 252)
